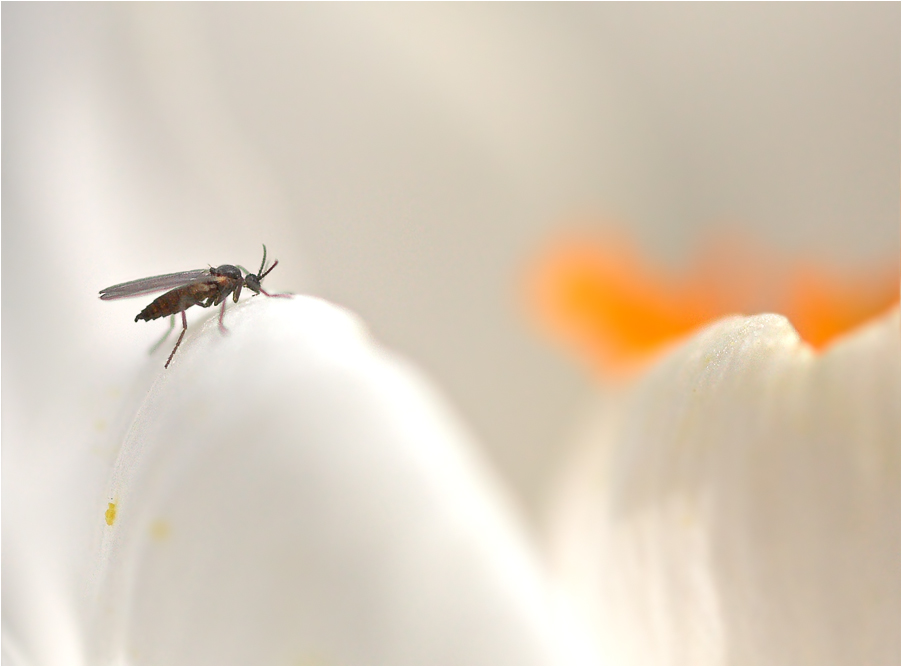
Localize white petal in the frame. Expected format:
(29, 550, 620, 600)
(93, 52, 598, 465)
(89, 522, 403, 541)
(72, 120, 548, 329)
(87, 296, 562, 664)
(551, 309, 900, 664)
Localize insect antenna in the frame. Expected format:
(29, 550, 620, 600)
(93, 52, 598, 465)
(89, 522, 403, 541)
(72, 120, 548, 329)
(259, 259, 279, 281)
(256, 243, 280, 282)
(258, 244, 268, 276)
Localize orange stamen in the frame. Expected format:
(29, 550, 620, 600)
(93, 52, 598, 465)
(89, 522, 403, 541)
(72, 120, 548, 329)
(787, 262, 901, 349)
(526, 231, 899, 376)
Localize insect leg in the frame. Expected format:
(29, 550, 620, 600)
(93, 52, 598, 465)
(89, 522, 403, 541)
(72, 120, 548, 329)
(257, 287, 293, 298)
(165, 309, 189, 369)
(218, 300, 229, 334)
(148, 314, 177, 354)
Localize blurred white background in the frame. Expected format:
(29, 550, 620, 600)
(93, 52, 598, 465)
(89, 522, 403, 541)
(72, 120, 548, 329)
(3, 3, 899, 517)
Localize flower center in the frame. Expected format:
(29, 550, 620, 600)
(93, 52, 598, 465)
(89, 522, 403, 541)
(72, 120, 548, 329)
(526, 232, 900, 375)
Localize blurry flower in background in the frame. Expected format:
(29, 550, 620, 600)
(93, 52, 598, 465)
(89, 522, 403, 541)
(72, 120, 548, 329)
(2, 3, 899, 665)
(547, 307, 899, 663)
(525, 228, 899, 662)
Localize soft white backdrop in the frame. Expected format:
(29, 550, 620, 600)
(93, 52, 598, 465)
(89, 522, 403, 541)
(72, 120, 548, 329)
(4, 4, 897, 514)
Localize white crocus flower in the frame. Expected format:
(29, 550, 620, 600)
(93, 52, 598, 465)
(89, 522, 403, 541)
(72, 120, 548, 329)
(550, 307, 900, 664)
(5, 297, 567, 665)
(4, 6, 896, 665)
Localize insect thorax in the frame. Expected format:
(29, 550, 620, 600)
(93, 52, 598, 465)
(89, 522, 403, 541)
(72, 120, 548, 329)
(211, 264, 242, 280)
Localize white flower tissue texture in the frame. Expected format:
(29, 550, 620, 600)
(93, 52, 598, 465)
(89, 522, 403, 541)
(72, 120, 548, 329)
(89, 297, 562, 664)
(552, 308, 900, 665)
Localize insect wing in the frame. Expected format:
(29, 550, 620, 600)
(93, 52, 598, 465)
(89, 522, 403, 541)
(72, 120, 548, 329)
(99, 268, 212, 300)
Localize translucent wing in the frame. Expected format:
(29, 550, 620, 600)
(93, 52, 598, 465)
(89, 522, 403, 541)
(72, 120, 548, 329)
(99, 268, 212, 300)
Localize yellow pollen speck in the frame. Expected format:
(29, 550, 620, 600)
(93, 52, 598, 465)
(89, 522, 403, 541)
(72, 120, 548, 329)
(105, 502, 117, 526)
(150, 519, 171, 541)
(94, 419, 107, 432)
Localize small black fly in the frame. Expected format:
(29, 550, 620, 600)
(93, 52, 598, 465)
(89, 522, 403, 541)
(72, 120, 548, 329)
(100, 245, 290, 368)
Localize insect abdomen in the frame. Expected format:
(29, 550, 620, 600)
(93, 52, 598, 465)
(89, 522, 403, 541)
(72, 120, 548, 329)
(135, 283, 220, 322)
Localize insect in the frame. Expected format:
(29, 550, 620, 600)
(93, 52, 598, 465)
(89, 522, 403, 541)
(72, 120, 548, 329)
(99, 245, 289, 368)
